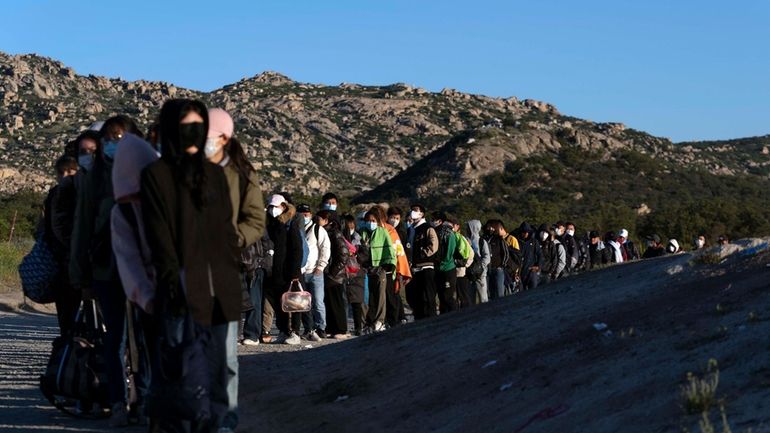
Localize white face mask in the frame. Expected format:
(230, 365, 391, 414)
(695, 239, 705, 248)
(555, 228, 564, 236)
(367, 222, 378, 232)
(269, 207, 283, 218)
(303, 216, 312, 225)
(323, 203, 337, 211)
(540, 232, 549, 241)
(566, 229, 575, 237)
(204, 138, 221, 159)
(410, 210, 423, 221)
(388, 219, 399, 227)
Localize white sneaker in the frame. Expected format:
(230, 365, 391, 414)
(305, 330, 322, 342)
(241, 338, 260, 346)
(285, 332, 301, 345)
(273, 333, 289, 344)
(374, 321, 386, 332)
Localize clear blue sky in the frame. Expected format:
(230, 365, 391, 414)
(2, 1, 768, 142)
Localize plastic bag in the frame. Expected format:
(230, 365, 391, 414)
(281, 280, 312, 313)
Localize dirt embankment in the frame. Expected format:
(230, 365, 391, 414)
(238, 241, 770, 433)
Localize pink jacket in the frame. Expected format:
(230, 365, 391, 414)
(110, 134, 158, 313)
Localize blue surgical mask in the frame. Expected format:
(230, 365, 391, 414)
(103, 140, 119, 159)
(323, 203, 337, 211)
(367, 222, 378, 232)
(78, 154, 94, 171)
(303, 216, 312, 226)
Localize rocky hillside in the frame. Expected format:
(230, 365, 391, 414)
(2, 51, 768, 198)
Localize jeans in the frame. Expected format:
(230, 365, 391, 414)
(302, 272, 325, 331)
(472, 268, 489, 303)
(242, 269, 265, 340)
(222, 320, 239, 429)
(488, 268, 506, 300)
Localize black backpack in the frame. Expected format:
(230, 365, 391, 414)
(466, 238, 487, 282)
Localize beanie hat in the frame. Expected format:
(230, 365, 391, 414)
(207, 108, 234, 139)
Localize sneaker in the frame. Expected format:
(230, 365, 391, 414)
(272, 333, 289, 344)
(241, 338, 260, 346)
(305, 330, 322, 342)
(315, 328, 327, 339)
(128, 403, 148, 426)
(285, 332, 301, 345)
(109, 402, 130, 427)
(374, 321, 386, 332)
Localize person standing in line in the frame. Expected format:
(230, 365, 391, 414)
(141, 99, 242, 431)
(109, 134, 158, 425)
(262, 194, 305, 345)
(361, 210, 397, 332)
(297, 203, 330, 341)
(404, 205, 439, 320)
(465, 219, 490, 304)
(203, 108, 265, 432)
(70, 115, 143, 426)
(317, 210, 350, 339)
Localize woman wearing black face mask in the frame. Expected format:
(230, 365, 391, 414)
(140, 99, 241, 432)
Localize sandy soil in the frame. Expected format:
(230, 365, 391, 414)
(237, 240, 770, 433)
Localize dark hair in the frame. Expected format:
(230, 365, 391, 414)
(64, 140, 78, 158)
(226, 137, 255, 180)
(72, 130, 101, 155)
(364, 210, 382, 224)
(316, 210, 332, 221)
(387, 206, 402, 217)
(566, 221, 575, 228)
(488, 220, 506, 232)
(370, 205, 388, 225)
(96, 115, 142, 162)
(342, 214, 356, 224)
(55, 155, 78, 176)
(410, 203, 426, 213)
(555, 221, 565, 228)
(322, 192, 338, 203)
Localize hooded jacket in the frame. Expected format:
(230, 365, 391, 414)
(466, 220, 491, 271)
(517, 222, 542, 279)
(140, 99, 241, 326)
(110, 134, 158, 312)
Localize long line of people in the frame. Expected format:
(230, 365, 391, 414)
(38, 99, 719, 433)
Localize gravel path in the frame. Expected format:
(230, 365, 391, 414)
(0, 310, 143, 432)
(0, 306, 348, 432)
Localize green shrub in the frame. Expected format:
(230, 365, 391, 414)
(0, 239, 32, 293)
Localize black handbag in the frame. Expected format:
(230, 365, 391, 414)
(146, 296, 211, 423)
(39, 300, 109, 417)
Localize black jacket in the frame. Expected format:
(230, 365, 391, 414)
(325, 224, 349, 284)
(140, 99, 241, 326)
(265, 204, 304, 291)
(517, 223, 542, 279)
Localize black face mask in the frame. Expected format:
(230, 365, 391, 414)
(179, 123, 206, 151)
